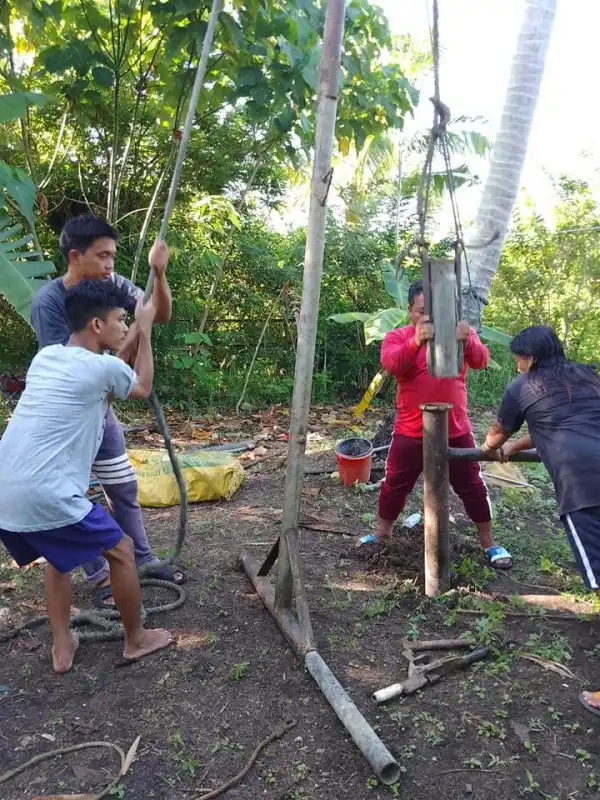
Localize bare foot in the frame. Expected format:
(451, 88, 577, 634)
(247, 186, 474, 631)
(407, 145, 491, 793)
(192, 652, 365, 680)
(581, 690, 600, 711)
(123, 628, 173, 661)
(52, 632, 80, 674)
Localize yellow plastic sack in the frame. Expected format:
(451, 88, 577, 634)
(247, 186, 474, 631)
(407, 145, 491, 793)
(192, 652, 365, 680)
(128, 448, 245, 508)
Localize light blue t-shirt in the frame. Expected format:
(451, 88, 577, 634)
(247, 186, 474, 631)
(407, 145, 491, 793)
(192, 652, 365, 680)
(0, 345, 136, 532)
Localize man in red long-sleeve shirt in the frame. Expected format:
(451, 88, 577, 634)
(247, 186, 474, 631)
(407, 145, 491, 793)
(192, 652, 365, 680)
(363, 279, 512, 569)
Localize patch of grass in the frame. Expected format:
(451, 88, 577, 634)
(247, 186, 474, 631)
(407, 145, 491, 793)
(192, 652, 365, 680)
(262, 768, 277, 786)
(494, 519, 573, 584)
(211, 736, 244, 754)
(293, 761, 309, 782)
(586, 773, 600, 790)
(166, 730, 202, 777)
(539, 555, 567, 579)
(413, 711, 445, 745)
(400, 743, 417, 760)
(522, 769, 541, 795)
(476, 719, 507, 741)
(406, 609, 427, 640)
(462, 757, 484, 770)
(207, 574, 219, 589)
(576, 748, 592, 764)
(283, 790, 310, 800)
(360, 591, 400, 620)
(470, 612, 505, 648)
(452, 555, 495, 590)
(229, 661, 251, 680)
(498, 487, 537, 511)
(525, 632, 572, 664)
(564, 722, 581, 734)
(487, 753, 521, 768)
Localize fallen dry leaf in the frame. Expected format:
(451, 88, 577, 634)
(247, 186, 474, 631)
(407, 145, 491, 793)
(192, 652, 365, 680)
(302, 487, 321, 498)
(121, 734, 141, 776)
(511, 720, 531, 744)
(521, 654, 578, 680)
(191, 428, 212, 441)
(20, 636, 41, 651)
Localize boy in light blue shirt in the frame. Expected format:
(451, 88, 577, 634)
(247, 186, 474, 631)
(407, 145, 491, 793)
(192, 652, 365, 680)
(0, 273, 172, 672)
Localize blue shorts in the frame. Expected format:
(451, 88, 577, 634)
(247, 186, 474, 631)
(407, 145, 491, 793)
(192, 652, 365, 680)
(0, 504, 123, 574)
(562, 507, 600, 590)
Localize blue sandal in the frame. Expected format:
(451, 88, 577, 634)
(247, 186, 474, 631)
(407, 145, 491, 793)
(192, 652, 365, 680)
(356, 533, 380, 548)
(485, 545, 513, 570)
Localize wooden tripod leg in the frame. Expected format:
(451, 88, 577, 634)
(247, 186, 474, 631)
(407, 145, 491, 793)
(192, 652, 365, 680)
(276, 529, 315, 649)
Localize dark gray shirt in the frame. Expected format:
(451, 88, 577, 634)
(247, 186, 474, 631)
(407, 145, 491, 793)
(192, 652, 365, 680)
(497, 370, 600, 516)
(31, 275, 141, 348)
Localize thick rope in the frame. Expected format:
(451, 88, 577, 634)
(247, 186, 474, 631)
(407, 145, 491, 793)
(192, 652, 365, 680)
(136, 0, 222, 575)
(0, 578, 185, 643)
(398, 0, 486, 325)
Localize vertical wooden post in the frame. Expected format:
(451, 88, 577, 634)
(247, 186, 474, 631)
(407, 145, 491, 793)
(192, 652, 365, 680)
(421, 403, 451, 597)
(274, 0, 347, 643)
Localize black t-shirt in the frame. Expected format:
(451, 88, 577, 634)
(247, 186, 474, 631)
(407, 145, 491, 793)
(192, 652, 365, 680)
(497, 370, 600, 516)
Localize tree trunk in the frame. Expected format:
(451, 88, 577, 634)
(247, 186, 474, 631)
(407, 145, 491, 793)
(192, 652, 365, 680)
(463, 0, 556, 325)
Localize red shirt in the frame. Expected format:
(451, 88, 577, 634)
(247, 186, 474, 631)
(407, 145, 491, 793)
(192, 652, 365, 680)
(380, 325, 489, 439)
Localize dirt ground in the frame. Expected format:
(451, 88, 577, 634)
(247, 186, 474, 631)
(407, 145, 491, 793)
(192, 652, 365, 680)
(1, 405, 600, 800)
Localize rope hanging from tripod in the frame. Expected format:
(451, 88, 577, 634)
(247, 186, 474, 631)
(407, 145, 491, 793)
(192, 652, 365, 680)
(138, 0, 222, 573)
(397, 0, 485, 323)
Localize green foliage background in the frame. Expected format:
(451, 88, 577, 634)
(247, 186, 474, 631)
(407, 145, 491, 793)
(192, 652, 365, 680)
(1, 1, 596, 418)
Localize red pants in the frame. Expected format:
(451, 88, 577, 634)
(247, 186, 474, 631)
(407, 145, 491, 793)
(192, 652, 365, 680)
(378, 432, 492, 524)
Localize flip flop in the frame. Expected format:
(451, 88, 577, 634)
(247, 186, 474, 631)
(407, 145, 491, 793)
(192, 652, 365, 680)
(92, 585, 115, 610)
(143, 564, 187, 585)
(356, 533, 381, 548)
(579, 691, 600, 717)
(485, 545, 513, 571)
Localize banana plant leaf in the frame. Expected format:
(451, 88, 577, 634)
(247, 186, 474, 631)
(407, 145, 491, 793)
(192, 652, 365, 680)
(382, 263, 410, 308)
(0, 219, 55, 323)
(479, 325, 513, 345)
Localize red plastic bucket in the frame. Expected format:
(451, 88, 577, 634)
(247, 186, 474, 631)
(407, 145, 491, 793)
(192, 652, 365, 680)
(335, 437, 373, 486)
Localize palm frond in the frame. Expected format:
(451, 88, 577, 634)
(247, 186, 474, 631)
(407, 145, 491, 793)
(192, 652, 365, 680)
(355, 132, 397, 189)
(0, 218, 56, 323)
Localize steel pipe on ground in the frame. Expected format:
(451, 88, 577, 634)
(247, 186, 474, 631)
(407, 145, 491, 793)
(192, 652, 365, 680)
(241, 553, 400, 786)
(304, 651, 400, 785)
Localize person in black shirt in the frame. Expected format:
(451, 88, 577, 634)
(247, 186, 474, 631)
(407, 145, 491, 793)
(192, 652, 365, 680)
(480, 325, 600, 717)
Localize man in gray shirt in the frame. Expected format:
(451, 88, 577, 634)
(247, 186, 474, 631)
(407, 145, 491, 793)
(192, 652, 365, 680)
(30, 214, 184, 608)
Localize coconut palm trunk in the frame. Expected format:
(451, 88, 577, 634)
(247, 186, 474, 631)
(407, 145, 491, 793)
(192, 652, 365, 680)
(463, 0, 556, 325)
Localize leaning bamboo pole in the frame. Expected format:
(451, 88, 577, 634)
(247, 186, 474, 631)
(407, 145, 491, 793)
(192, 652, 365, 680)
(242, 0, 400, 785)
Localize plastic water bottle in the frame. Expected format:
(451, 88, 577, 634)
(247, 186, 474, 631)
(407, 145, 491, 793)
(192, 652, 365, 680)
(403, 512, 422, 529)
